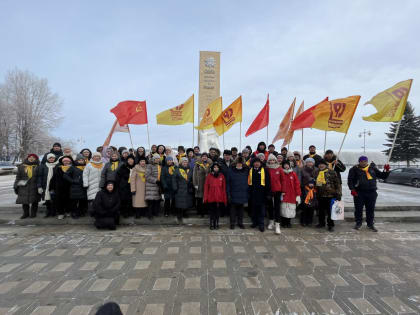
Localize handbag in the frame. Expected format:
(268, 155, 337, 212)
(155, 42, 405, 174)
(281, 202, 296, 218)
(331, 199, 345, 220)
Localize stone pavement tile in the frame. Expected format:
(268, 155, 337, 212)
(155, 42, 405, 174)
(46, 248, 67, 256)
(285, 258, 301, 267)
(88, 279, 113, 291)
(0, 281, 19, 294)
(352, 273, 378, 285)
(260, 258, 278, 268)
(24, 262, 48, 272)
(0, 306, 20, 314)
(284, 300, 310, 315)
(381, 296, 415, 314)
(109, 236, 123, 243)
(0, 263, 21, 273)
(0, 249, 23, 257)
(118, 247, 136, 255)
(211, 246, 224, 254)
(274, 245, 288, 253)
(298, 275, 321, 287)
(317, 299, 345, 314)
(106, 261, 126, 270)
(212, 259, 227, 269)
(254, 245, 268, 253)
(349, 298, 381, 314)
(187, 259, 202, 269)
(212, 276, 232, 289)
(377, 255, 397, 265)
(140, 303, 165, 315)
(22, 281, 51, 294)
(330, 257, 352, 267)
(183, 276, 202, 290)
(237, 258, 252, 268)
(270, 276, 291, 289)
(242, 276, 261, 288)
(308, 257, 327, 267)
(161, 260, 176, 269)
(68, 305, 93, 315)
(73, 247, 91, 256)
(190, 236, 202, 242)
(209, 235, 222, 242)
(55, 280, 82, 293)
(24, 249, 46, 257)
(50, 262, 73, 272)
(353, 257, 375, 266)
(179, 302, 201, 315)
(313, 244, 331, 253)
(134, 260, 151, 270)
(167, 246, 179, 254)
(326, 274, 349, 286)
(31, 306, 56, 315)
(153, 278, 172, 290)
(95, 247, 112, 255)
(399, 255, 419, 265)
(143, 247, 158, 255)
(251, 301, 274, 314)
(216, 302, 237, 315)
(189, 246, 202, 254)
(79, 261, 99, 271)
(229, 235, 241, 242)
(378, 272, 405, 285)
(121, 278, 142, 291)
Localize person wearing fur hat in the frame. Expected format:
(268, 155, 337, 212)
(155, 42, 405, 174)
(231, 147, 239, 161)
(145, 153, 162, 219)
(115, 155, 136, 218)
(314, 159, 341, 232)
(227, 157, 249, 229)
(80, 148, 92, 164)
(348, 156, 390, 232)
(324, 149, 346, 184)
(293, 151, 303, 168)
(120, 149, 129, 164)
(161, 155, 177, 217)
(49, 156, 74, 219)
(251, 142, 269, 161)
(135, 147, 147, 164)
(276, 154, 284, 166)
(37, 153, 59, 217)
(62, 154, 88, 218)
(301, 158, 318, 188)
(14, 154, 41, 219)
(41, 142, 63, 164)
(83, 152, 104, 203)
(209, 147, 222, 164)
(280, 160, 301, 228)
(266, 154, 284, 234)
(300, 179, 318, 226)
(92, 180, 120, 230)
(100, 151, 120, 188)
(130, 156, 148, 218)
(172, 157, 194, 220)
(303, 145, 323, 167)
(248, 158, 271, 232)
(268, 144, 278, 157)
(165, 146, 178, 166)
(204, 163, 227, 229)
(193, 153, 212, 216)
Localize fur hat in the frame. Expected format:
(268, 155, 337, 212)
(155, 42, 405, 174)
(121, 149, 129, 155)
(267, 153, 277, 161)
(92, 152, 102, 158)
(46, 153, 56, 160)
(305, 157, 315, 165)
(177, 145, 185, 152)
(286, 151, 294, 158)
(223, 149, 232, 155)
(27, 153, 39, 160)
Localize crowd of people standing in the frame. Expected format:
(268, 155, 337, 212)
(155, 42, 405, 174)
(13, 141, 390, 232)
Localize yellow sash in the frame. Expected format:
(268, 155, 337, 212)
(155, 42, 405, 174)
(316, 169, 327, 185)
(327, 162, 334, 170)
(179, 168, 189, 180)
(60, 165, 70, 173)
(91, 162, 103, 169)
(137, 171, 146, 182)
(76, 166, 85, 171)
(111, 161, 119, 171)
(248, 168, 265, 186)
(168, 166, 174, 175)
(157, 165, 162, 181)
(24, 165, 35, 179)
(361, 166, 373, 180)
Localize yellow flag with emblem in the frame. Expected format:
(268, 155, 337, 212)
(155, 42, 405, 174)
(156, 94, 194, 125)
(213, 96, 242, 136)
(195, 97, 223, 130)
(363, 79, 413, 122)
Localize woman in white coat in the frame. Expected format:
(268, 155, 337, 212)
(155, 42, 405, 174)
(83, 152, 104, 202)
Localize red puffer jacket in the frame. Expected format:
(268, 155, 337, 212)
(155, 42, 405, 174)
(203, 173, 227, 205)
(281, 170, 301, 203)
(268, 167, 283, 192)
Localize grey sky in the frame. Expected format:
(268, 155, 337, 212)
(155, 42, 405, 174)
(0, 1, 418, 153)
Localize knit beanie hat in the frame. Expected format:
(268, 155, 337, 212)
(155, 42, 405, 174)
(76, 154, 84, 161)
(152, 153, 160, 160)
(286, 151, 294, 158)
(180, 157, 188, 164)
(166, 156, 173, 162)
(46, 153, 56, 160)
(267, 154, 277, 161)
(359, 156, 368, 162)
(305, 157, 315, 165)
(256, 153, 265, 159)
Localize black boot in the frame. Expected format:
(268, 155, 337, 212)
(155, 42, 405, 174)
(21, 205, 30, 219)
(215, 219, 219, 230)
(210, 219, 214, 230)
(135, 208, 141, 219)
(30, 204, 38, 218)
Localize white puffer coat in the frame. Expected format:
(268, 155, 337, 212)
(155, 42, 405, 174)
(83, 161, 104, 200)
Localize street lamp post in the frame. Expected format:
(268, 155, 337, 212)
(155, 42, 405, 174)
(358, 129, 372, 153)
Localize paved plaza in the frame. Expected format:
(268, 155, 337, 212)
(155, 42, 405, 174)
(0, 223, 420, 314)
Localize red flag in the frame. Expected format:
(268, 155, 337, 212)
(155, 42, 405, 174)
(290, 97, 329, 131)
(110, 100, 148, 125)
(245, 95, 269, 137)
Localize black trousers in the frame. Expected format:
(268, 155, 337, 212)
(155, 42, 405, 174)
(267, 192, 281, 223)
(208, 202, 221, 223)
(147, 200, 160, 218)
(300, 204, 315, 225)
(120, 199, 134, 217)
(318, 197, 334, 227)
(196, 198, 205, 216)
(164, 197, 175, 215)
(22, 203, 38, 216)
(45, 200, 56, 216)
(354, 190, 377, 226)
(56, 195, 71, 215)
(252, 203, 266, 228)
(70, 199, 88, 216)
(230, 203, 244, 226)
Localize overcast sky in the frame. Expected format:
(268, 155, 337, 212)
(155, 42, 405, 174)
(0, 1, 418, 154)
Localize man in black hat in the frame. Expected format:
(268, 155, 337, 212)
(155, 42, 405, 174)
(268, 144, 278, 157)
(303, 145, 322, 167)
(323, 149, 346, 184)
(41, 142, 63, 164)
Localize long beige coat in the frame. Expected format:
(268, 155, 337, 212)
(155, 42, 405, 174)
(130, 164, 147, 208)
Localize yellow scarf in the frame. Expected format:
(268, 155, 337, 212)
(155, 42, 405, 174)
(157, 165, 162, 181)
(316, 169, 327, 185)
(248, 168, 265, 186)
(24, 165, 35, 179)
(361, 166, 373, 180)
(60, 165, 70, 173)
(196, 162, 209, 170)
(246, 159, 251, 167)
(137, 171, 146, 182)
(91, 162, 103, 169)
(304, 186, 316, 205)
(327, 162, 334, 170)
(76, 166, 85, 171)
(179, 168, 189, 180)
(84, 158, 90, 164)
(111, 161, 119, 171)
(309, 153, 315, 158)
(177, 153, 186, 161)
(160, 154, 165, 162)
(168, 166, 175, 175)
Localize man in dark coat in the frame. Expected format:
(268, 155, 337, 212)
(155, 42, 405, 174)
(348, 156, 390, 232)
(41, 142, 63, 164)
(93, 180, 120, 230)
(251, 142, 269, 161)
(303, 145, 322, 167)
(324, 149, 346, 184)
(248, 158, 271, 232)
(50, 156, 74, 219)
(227, 157, 249, 229)
(172, 157, 194, 220)
(268, 144, 278, 157)
(63, 154, 88, 218)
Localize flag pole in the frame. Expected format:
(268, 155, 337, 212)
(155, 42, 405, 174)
(336, 132, 348, 160)
(266, 125, 269, 145)
(192, 94, 195, 147)
(128, 126, 134, 149)
(323, 131, 327, 153)
(239, 122, 242, 150)
(386, 119, 402, 164)
(146, 123, 151, 150)
(301, 129, 304, 157)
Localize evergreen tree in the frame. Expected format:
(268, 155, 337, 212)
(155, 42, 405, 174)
(383, 102, 420, 166)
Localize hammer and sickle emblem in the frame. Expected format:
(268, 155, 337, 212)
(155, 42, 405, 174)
(136, 103, 143, 112)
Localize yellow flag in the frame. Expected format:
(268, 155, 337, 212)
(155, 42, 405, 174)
(363, 79, 413, 122)
(156, 94, 194, 125)
(195, 97, 222, 130)
(213, 96, 242, 136)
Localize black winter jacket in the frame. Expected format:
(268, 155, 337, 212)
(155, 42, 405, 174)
(63, 166, 87, 200)
(348, 163, 389, 192)
(248, 166, 271, 205)
(227, 167, 249, 204)
(93, 189, 120, 217)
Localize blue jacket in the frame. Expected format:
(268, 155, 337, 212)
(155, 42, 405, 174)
(227, 167, 249, 204)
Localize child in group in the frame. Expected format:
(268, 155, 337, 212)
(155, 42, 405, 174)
(280, 160, 301, 228)
(203, 163, 227, 230)
(266, 154, 283, 234)
(300, 179, 317, 226)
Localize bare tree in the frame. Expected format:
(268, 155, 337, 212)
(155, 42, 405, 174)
(0, 69, 63, 159)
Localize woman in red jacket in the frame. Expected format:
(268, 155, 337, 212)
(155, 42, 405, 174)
(266, 154, 284, 234)
(280, 160, 301, 228)
(203, 163, 227, 230)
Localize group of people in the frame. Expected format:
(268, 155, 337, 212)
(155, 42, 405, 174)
(13, 141, 390, 232)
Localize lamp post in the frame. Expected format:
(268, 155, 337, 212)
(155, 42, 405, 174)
(358, 129, 372, 153)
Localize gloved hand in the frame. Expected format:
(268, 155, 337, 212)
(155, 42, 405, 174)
(351, 190, 358, 197)
(384, 164, 390, 172)
(131, 191, 136, 196)
(38, 188, 43, 195)
(296, 196, 301, 204)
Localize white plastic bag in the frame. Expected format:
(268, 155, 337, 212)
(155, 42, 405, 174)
(331, 200, 345, 220)
(281, 202, 296, 218)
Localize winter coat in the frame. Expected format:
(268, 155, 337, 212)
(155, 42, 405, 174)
(93, 188, 120, 226)
(303, 153, 323, 167)
(267, 167, 283, 192)
(172, 166, 193, 209)
(41, 149, 63, 164)
(49, 163, 73, 202)
(83, 161, 104, 200)
(248, 167, 271, 205)
(227, 167, 249, 204)
(203, 173, 227, 205)
(219, 159, 232, 178)
(281, 170, 301, 204)
(130, 164, 147, 208)
(37, 161, 58, 201)
(348, 163, 389, 192)
(161, 164, 177, 199)
(324, 156, 346, 184)
(192, 161, 212, 198)
(188, 158, 196, 172)
(100, 159, 120, 188)
(14, 159, 40, 204)
(115, 163, 133, 202)
(63, 165, 87, 200)
(145, 164, 162, 200)
(301, 166, 318, 188)
(314, 169, 342, 198)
